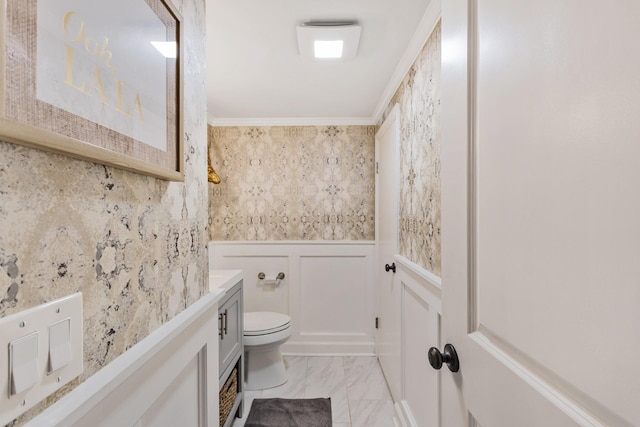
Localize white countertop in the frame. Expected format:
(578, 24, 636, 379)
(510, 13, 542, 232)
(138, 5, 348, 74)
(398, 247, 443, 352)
(209, 269, 243, 293)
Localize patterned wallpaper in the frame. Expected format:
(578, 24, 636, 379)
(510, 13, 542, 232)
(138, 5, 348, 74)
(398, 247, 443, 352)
(382, 22, 441, 275)
(0, 0, 209, 423)
(208, 125, 375, 241)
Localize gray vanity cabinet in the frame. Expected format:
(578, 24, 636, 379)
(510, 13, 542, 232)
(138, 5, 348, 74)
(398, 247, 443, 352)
(219, 283, 242, 374)
(218, 279, 243, 427)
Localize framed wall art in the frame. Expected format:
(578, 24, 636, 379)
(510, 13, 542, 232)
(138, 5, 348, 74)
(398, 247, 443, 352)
(0, 0, 184, 181)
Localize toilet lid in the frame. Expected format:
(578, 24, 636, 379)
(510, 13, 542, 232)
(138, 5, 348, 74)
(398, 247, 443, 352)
(244, 312, 291, 336)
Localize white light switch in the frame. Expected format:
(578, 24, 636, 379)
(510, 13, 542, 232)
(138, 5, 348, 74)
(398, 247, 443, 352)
(10, 332, 39, 396)
(0, 293, 83, 426)
(48, 319, 71, 373)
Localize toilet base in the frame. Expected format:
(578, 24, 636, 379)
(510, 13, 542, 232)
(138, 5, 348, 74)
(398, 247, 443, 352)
(244, 346, 288, 390)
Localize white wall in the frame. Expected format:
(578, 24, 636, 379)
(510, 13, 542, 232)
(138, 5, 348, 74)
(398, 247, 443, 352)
(210, 241, 376, 355)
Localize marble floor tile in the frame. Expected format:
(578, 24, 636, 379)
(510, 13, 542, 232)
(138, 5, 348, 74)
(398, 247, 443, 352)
(305, 384, 351, 424)
(232, 356, 394, 427)
(305, 357, 351, 423)
(349, 399, 394, 427)
(305, 357, 346, 395)
(283, 355, 309, 379)
(344, 356, 392, 401)
(261, 356, 308, 398)
(260, 377, 306, 399)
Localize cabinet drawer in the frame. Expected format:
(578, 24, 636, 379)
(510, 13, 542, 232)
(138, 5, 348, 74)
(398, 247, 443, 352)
(219, 283, 242, 374)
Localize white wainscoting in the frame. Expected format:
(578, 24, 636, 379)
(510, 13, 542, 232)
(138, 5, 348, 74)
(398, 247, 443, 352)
(391, 255, 442, 427)
(26, 291, 224, 427)
(210, 241, 376, 355)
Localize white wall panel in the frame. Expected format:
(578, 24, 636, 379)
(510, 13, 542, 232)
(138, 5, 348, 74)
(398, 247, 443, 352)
(211, 241, 375, 355)
(299, 256, 368, 334)
(402, 286, 439, 427)
(141, 356, 200, 426)
(392, 255, 442, 427)
(212, 255, 289, 315)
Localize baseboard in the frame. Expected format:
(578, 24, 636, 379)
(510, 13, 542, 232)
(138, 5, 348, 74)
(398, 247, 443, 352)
(394, 412, 403, 427)
(282, 352, 376, 357)
(394, 402, 407, 427)
(281, 341, 375, 355)
(394, 400, 418, 427)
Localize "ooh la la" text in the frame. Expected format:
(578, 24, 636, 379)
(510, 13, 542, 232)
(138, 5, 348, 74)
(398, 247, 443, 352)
(63, 11, 144, 123)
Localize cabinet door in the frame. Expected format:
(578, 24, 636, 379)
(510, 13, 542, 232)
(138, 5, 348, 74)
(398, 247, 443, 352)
(219, 288, 242, 374)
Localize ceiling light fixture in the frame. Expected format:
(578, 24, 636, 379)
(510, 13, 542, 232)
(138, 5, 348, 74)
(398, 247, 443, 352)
(314, 40, 344, 59)
(296, 21, 361, 61)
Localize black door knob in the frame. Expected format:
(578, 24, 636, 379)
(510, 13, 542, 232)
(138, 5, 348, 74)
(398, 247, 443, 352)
(428, 344, 460, 372)
(384, 263, 396, 273)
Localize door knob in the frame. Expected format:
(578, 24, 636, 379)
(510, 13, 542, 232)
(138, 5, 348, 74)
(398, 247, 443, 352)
(384, 263, 396, 273)
(428, 344, 460, 372)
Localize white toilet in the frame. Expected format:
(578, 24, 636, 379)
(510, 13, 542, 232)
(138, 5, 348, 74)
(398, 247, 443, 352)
(243, 311, 291, 390)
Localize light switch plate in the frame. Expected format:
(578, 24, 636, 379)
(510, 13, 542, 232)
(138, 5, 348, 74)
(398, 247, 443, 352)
(0, 293, 83, 426)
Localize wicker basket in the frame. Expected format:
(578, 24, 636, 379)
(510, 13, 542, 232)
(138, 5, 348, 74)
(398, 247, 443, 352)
(219, 367, 238, 426)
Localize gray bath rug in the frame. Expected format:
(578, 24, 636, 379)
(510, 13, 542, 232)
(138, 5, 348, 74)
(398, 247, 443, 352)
(245, 398, 332, 427)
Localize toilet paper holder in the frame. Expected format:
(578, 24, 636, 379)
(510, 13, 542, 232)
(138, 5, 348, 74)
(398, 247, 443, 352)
(258, 272, 285, 282)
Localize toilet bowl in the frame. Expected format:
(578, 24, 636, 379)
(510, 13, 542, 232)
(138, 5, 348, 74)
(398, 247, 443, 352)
(243, 311, 291, 390)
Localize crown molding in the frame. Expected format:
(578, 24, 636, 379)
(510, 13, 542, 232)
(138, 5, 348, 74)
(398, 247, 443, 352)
(207, 115, 377, 127)
(370, 0, 442, 124)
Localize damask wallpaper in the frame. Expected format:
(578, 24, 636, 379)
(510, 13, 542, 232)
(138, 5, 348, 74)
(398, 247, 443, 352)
(208, 125, 375, 241)
(383, 22, 441, 275)
(0, 0, 209, 423)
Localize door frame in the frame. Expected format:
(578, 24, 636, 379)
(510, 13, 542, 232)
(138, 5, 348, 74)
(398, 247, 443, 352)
(374, 103, 401, 401)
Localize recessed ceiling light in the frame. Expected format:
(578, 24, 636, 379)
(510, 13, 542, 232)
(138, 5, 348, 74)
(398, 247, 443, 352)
(297, 22, 361, 61)
(314, 40, 344, 58)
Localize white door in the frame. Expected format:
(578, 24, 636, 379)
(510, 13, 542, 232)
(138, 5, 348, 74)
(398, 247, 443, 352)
(375, 104, 401, 401)
(440, 0, 640, 426)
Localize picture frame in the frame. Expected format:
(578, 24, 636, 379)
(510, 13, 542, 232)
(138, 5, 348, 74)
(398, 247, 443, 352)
(0, 0, 184, 181)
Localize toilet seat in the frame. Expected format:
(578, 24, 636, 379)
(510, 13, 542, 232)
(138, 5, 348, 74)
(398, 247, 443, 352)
(244, 312, 291, 336)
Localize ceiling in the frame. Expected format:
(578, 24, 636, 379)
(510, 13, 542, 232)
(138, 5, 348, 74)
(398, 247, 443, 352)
(206, 0, 434, 125)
